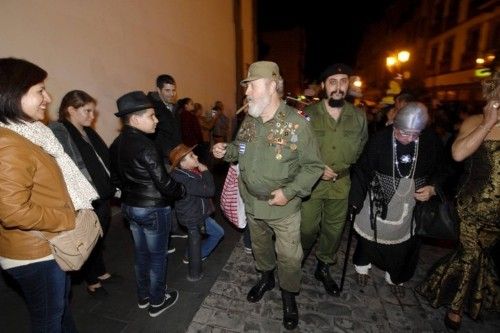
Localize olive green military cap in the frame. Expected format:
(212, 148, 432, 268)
(241, 61, 282, 85)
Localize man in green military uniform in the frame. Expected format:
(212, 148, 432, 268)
(213, 61, 323, 330)
(301, 63, 368, 296)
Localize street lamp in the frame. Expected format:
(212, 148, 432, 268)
(386, 49, 411, 80)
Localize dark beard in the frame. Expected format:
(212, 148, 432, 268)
(328, 98, 345, 108)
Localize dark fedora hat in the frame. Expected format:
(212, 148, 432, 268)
(115, 91, 154, 117)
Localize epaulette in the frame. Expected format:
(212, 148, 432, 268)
(297, 109, 311, 121)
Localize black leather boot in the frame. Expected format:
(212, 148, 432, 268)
(247, 270, 275, 303)
(281, 290, 298, 330)
(314, 259, 340, 296)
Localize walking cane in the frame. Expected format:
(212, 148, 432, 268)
(340, 210, 356, 291)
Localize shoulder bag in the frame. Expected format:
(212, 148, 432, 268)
(33, 209, 103, 271)
(413, 188, 459, 241)
(220, 164, 247, 228)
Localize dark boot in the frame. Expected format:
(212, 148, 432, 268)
(247, 270, 275, 303)
(281, 290, 298, 330)
(314, 259, 340, 296)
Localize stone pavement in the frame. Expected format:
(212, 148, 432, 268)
(1, 195, 499, 332)
(187, 234, 500, 333)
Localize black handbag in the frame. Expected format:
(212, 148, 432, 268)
(413, 188, 459, 241)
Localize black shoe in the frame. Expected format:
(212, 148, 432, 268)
(87, 286, 109, 298)
(138, 297, 150, 309)
(314, 260, 340, 296)
(281, 290, 299, 330)
(247, 270, 275, 303)
(148, 289, 179, 317)
(98, 273, 124, 284)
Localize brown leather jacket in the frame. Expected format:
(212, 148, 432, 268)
(0, 128, 76, 260)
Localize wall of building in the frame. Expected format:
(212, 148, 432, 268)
(1, 0, 254, 144)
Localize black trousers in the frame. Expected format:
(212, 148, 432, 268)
(353, 234, 420, 284)
(82, 198, 111, 285)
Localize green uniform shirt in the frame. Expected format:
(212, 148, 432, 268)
(224, 102, 323, 219)
(306, 100, 368, 199)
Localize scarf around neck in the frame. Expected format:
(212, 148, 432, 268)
(0, 120, 98, 210)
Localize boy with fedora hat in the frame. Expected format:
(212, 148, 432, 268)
(169, 144, 224, 281)
(110, 91, 185, 317)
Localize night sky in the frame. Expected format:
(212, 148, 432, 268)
(257, 0, 395, 82)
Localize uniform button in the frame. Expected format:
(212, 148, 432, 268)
(332, 146, 336, 149)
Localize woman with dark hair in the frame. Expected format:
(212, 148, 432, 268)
(49, 90, 115, 296)
(0, 58, 97, 331)
(417, 72, 500, 330)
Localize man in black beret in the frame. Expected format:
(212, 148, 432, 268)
(301, 64, 368, 296)
(110, 91, 185, 318)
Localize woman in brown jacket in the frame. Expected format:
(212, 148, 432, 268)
(0, 58, 98, 332)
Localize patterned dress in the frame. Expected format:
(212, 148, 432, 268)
(417, 140, 500, 319)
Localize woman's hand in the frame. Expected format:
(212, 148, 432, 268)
(414, 185, 436, 202)
(482, 99, 499, 130)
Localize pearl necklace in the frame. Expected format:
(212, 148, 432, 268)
(392, 131, 419, 196)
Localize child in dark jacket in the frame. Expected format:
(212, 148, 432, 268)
(169, 144, 224, 281)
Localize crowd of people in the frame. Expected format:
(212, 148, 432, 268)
(0, 57, 498, 332)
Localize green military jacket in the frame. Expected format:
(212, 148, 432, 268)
(224, 102, 323, 219)
(306, 100, 368, 199)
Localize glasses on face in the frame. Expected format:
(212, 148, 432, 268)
(396, 128, 420, 139)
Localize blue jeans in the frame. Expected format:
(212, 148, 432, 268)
(186, 217, 224, 258)
(5, 260, 77, 333)
(122, 204, 171, 306)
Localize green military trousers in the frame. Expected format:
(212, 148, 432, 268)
(247, 211, 303, 292)
(301, 198, 348, 264)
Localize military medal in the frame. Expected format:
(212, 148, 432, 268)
(291, 134, 298, 143)
(239, 143, 246, 154)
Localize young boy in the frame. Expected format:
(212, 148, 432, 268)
(110, 91, 185, 317)
(169, 144, 224, 281)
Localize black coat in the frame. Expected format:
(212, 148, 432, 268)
(170, 168, 215, 228)
(110, 126, 185, 207)
(147, 91, 181, 157)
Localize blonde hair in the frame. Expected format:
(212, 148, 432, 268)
(482, 71, 499, 101)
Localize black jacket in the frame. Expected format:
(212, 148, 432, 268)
(110, 126, 185, 207)
(147, 91, 181, 157)
(170, 168, 215, 228)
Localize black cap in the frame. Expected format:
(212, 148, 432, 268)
(115, 91, 154, 117)
(319, 63, 353, 82)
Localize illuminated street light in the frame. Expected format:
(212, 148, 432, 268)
(397, 50, 410, 63)
(386, 56, 397, 67)
(386, 50, 411, 81)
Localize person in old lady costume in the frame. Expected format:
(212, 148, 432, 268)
(348, 102, 446, 297)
